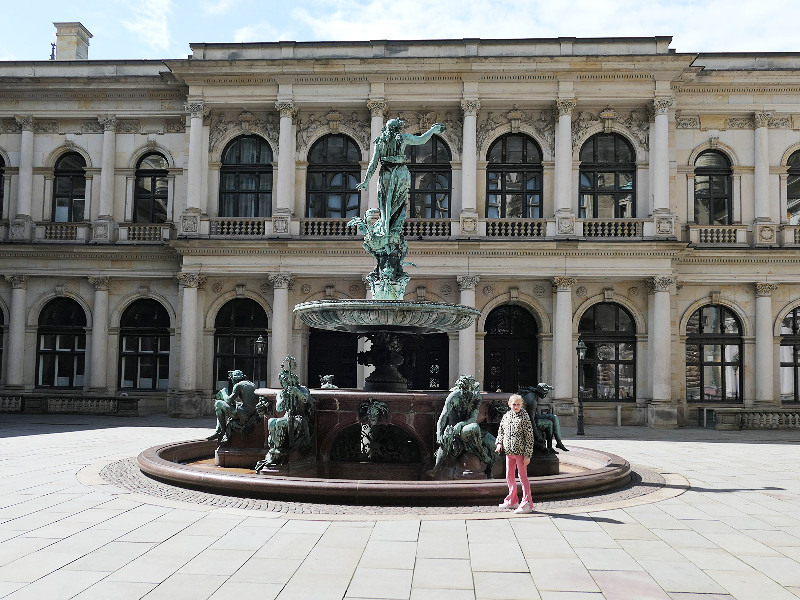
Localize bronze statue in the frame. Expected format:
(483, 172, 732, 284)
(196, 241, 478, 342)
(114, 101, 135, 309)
(428, 375, 496, 477)
(207, 369, 261, 443)
(256, 356, 315, 469)
(519, 383, 568, 453)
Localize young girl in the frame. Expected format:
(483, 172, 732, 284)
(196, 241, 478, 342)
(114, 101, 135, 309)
(495, 393, 534, 514)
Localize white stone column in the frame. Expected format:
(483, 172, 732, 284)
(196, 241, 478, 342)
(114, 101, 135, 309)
(647, 276, 677, 428)
(554, 100, 576, 235)
(177, 273, 205, 392)
(275, 101, 295, 221)
(755, 283, 778, 405)
(11, 117, 34, 241)
(97, 116, 117, 219)
(552, 276, 576, 403)
(459, 99, 480, 236)
(88, 276, 110, 390)
(754, 112, 771, 221)
(269, 274, 294, 387)
(366, 99, 387, 212)
(652, 98, 672, 213)
(181, 101, 205, 236)
(4, 274, 27, 388)
(457, 275, 479, 378)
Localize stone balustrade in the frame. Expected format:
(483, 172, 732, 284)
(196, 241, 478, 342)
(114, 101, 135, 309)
(300, 218, 358, 237)
(36, 222, 90, 242)
(403, 218, 451, 238)
(118, 223, 173, 242)
(0, 394, 140, 416)
(688, 224, 748, 246)
(714, 407, 800, 430)
(485, 219, 546, 238)
(582, 219, 643, 238)
(209, 217, 266, 237)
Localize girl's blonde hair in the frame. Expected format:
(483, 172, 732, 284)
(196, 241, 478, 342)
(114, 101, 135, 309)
(507, 393, 524, 406)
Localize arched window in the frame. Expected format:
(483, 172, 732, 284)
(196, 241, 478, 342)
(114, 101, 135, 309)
(484, 305, 539, 393)
(134, 153, 169, 223)
(214, 299, 268, 390)
(53, 153, 86, 222)
(578, 303, 636, 402)
(119, 299, 171, 390)
(406, 135, 451, 218)
(685, 305, 742, 402)
(579, 133, 636, 218)
(694, 151, 732, 225)
(780, 306, 800, 403)
(306, 134, 361, 218)
(787, 151, 800, 224)
(219, 135, 273, 217)
(36, 298, 86, 388)
(486, 133, 542, 219)
(0, 155, 5, 219)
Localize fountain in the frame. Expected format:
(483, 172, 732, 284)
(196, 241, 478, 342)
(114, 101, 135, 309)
(137, 118, 632, 505)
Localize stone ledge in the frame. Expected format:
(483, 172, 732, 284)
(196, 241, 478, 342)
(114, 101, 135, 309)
(713, 407, 800, 430)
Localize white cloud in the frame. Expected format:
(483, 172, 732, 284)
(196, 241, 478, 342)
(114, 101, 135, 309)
(234, 23, 281, 43)
(122, 0, 173, 52)
(202, 0, 238, 15)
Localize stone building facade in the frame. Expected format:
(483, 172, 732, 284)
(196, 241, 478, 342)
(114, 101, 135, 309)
(2, 28, 800, 427)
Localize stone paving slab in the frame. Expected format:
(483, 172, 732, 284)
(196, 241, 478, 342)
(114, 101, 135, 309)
(2, 414, 800, 600)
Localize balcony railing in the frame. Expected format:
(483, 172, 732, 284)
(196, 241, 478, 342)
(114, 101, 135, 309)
(300, 218, 359, 237)
(209, 218, 266, 237)
(688, 224, 748, 246)
(485, 219, 546, 238)
(118, 223, 172, 243)
(403, 219, 451, 238)
(34, 222, 91, 242)
(582, 219, 643, 238)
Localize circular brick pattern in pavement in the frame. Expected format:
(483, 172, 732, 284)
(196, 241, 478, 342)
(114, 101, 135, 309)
(101, 458, 669, 516)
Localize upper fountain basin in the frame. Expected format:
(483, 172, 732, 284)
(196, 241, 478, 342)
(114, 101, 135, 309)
(294, 299, 481, 334)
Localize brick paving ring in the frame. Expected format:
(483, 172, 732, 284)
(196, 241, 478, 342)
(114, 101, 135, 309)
(137, 440, 632, 506)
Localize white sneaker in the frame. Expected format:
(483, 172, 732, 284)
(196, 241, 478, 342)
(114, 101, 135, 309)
(514, 503, 533, 514)
(499, 501, 519, 509)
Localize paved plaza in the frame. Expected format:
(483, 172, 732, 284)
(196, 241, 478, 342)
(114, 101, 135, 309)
(1, 414, 799, 600)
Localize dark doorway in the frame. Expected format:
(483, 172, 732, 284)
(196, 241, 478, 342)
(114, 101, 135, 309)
(308, 329, 358, 389)
(484, 305, 539, 393)
(400, 333, 449, 390)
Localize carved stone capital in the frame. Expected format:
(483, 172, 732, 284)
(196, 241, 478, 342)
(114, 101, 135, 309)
(754, 111, 773, 128)
(177, 273, 206, 288)
(552, 276, 577, 291)
(653, 97, 673, 115)
(649, 276, 675, 293)
(97, 115, 117, 132)
(367, 99, 387, 118)
(456, 275, 480, 291)
(556, 99, 577, 116)
(269, 274, 295, 290)
(755, 282, 778, 297)
(184, 101, 205, 119)
(276, 101, 295, 119)
(460, 99, 481, 117)
(14, 115, 34, 131)
(88, 276, 110, 291)
(4, 274, 28, 289)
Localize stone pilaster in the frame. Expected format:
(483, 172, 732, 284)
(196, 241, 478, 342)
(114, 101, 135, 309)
(11, 116, 34, 241)
(4, 274, 28, 387)
(651, 98, 676, 238)
(646, 276, 677, 428)
(274, 101, 296, 236)
(554, 100, 576, 234)
(753, 112, 776, 245)
(755, 282, 779, 405)
(269, 274, 295, 386)
(459, 99, 480, 237)
(88, 276, 110, 390)
(181, 101, 206, 236)
(457, 275, 479, 380)
(552, 276, 577, 403)
(367, 98, 387, 212)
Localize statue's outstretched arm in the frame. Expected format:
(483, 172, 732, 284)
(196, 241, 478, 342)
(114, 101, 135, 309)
(402, 123, 446, 147)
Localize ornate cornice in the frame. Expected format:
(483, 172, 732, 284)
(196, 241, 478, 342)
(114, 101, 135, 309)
(88, 276, 110, 291)
(456, 275, 480, 291)
(556, 99, 577, 116)
(552, 276, 577, 291)
(4, 274, 28, 289)
(460, 99, 481, 117)
(269, 274, 295, 289)
(755, 282, 778, 297)
(177, 273, 206, 288)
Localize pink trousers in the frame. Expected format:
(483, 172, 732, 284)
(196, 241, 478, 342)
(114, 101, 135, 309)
(504, 454, 533, 507)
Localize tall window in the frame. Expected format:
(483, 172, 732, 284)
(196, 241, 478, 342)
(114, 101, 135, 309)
(406, 135, 451, 218)
(685, 305, 742, 402)
(694, 151, 732, 225)
(0, 155, 5, 219)
(36, 298, 86, 388)
(53, 153, 87, 222)
(579, 133, 636, 218)
(307, 330, 358, 389)
(780, 306, 800, 403)
(484, 305, 539, 393)
(486, 134, 542, 218)
(219, 135, 273, 217)
(214, 298, 268, 390)
(119, 299, 171, 390)
(134, 153, 169, 223)
(787, 151, 800, 224)
(306, 134, 361, 218)
(0, 309, 4, 382)
(578, 303, 636, 402)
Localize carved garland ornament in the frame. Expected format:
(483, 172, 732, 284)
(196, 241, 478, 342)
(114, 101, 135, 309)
(755, 282, 778, 297)
(649, 276, 675, 293)
(177, 273, 206, 288)
(209, 110, 280, 153)
(552, 276, 577, 291)
(476, 106, 555, 156)
(396, 110, 463, 154)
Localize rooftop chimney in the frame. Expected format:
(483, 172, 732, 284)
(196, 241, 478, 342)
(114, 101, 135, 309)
(53, 22, 92, 60)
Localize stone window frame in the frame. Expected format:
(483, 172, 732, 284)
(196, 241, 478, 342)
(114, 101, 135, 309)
(578, 133, 637, 219)
(685, 304, 743, 403)
(305, 133, 362, 219)
(406, 134, 452, 219)
(35, 297, 87, 389)
(485, 132, 543, 219)
(133, 153, 170, 224)
(693, 150, 733, 226)
(52, 152, 88, 223)
(118, 298, 171, 391)
(213, 298, 269, 391)
(218, 135, 274, 218)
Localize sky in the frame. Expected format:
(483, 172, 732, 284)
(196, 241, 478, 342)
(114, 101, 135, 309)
(1, 0, 796, 62)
